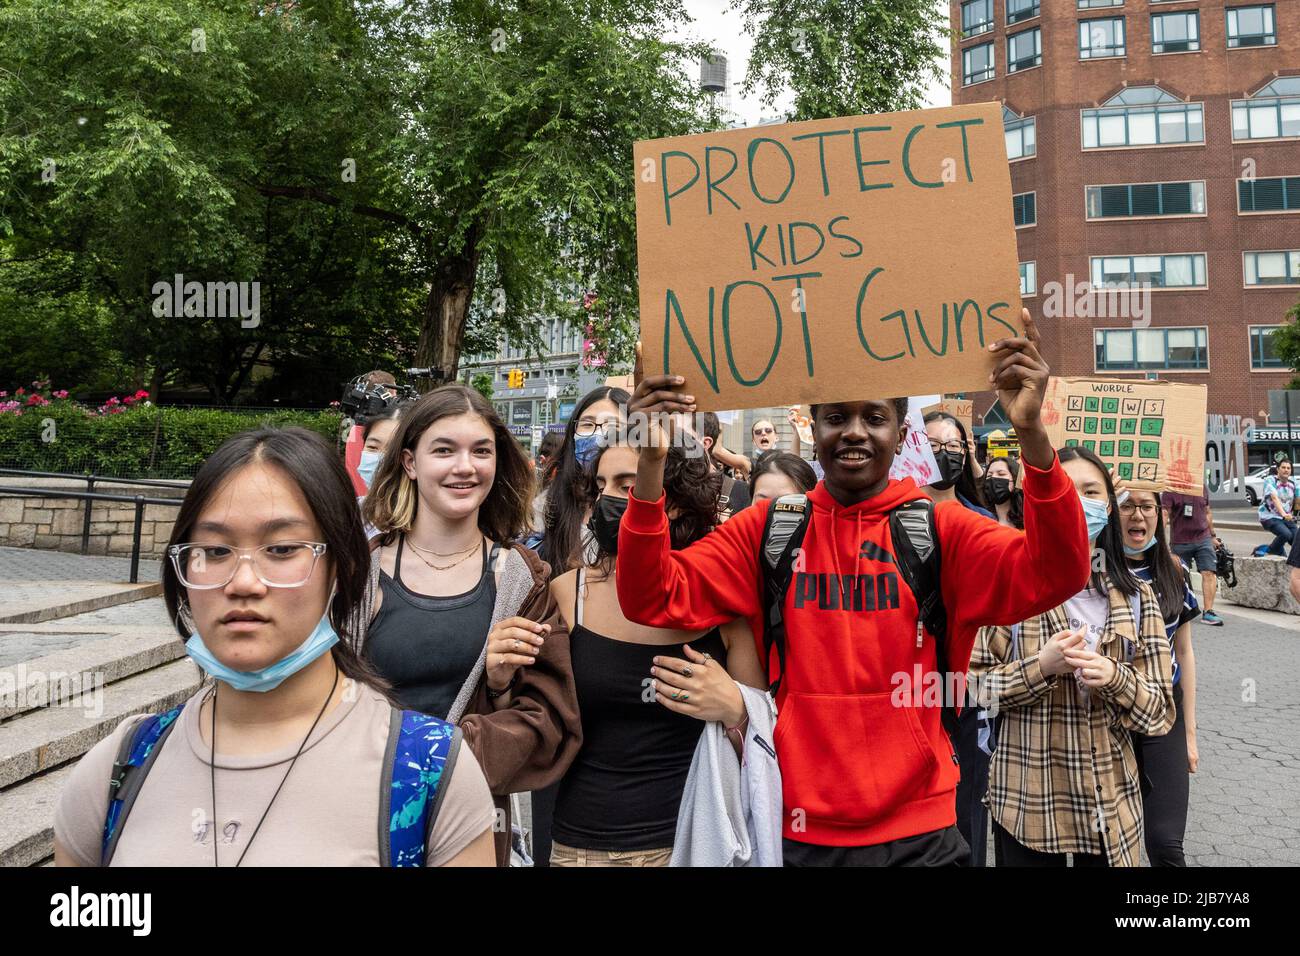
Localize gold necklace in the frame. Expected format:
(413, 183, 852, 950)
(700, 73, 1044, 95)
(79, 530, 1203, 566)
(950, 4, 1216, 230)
(406, 534, 482, 572)
(406, 536, 482, 559)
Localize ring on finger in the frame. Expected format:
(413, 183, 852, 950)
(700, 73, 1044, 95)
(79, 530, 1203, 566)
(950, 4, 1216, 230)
(682, 665, 693, 678)
(670, 690, 682, 701)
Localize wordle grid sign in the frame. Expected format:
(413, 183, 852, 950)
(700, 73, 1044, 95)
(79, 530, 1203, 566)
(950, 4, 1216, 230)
(1041, 377, 1208, 495)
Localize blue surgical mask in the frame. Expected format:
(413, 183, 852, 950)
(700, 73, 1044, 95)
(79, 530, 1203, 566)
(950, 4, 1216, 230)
(357, 450, 383, 490)
(574, 433, 601, 468)
(1079, 494, 1111, 541)
(1123, 535, 1158, 556)
(184, 606, 340, 693)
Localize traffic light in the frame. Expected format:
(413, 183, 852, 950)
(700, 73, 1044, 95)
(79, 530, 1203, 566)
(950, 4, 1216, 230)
(508, 368, 524, 389)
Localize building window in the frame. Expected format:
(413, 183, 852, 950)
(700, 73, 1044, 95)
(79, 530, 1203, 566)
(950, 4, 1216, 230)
(961, 0, 994, 39)
(1232, 77, 1300, 141)
(1085, 181, 1206, 219)
(1082, 86, 1203, 149)
(1250, 327, 1286, 369)
(1078, 0, 1122, 7)
(1013, 192, 1037, 227)
(1080, 17, 1125, 58)
(1096, 328, 1208, 371)
(1007, 28, 1042, 72)
(963, 41, 995, 85)
(1152, 11, 1200, 53)
(1226, 5, 1277, 48)
(1004, 107, 1037, 160)
(1007, 0, 1040, 25)
(1238, 176, 1300, 212)
(1244, 251, 1300, 286)
(1020, 261, 1037, 297)
(1090, 254, 1207, 289)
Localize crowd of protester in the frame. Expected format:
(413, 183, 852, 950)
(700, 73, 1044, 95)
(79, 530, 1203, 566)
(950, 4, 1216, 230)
(54, 311, 1213, 868)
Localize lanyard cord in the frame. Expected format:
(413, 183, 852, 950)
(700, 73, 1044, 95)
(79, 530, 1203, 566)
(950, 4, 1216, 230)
(209, 664, 340, 867)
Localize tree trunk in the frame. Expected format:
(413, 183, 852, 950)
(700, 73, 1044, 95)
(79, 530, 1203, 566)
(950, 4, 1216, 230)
(415, 226, 482, 390)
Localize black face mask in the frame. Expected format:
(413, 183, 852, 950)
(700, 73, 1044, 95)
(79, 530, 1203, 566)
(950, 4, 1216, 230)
(984, 476, 1013, 505)
(588, 494, 629, 556)
(929, 449, 965, 492)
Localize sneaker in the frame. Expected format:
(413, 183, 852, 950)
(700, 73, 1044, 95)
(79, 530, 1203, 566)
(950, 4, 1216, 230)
(1201, 610, 1224, 626)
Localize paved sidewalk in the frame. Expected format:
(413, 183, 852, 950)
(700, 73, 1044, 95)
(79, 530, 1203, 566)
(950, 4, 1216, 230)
(0, 545, 161, 584)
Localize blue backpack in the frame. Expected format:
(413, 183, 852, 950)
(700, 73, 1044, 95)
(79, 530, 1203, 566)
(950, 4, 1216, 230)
(101, 704, 461, 866)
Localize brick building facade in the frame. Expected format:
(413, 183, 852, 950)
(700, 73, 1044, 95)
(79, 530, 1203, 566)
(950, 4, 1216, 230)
(950, 0, 1300, 426)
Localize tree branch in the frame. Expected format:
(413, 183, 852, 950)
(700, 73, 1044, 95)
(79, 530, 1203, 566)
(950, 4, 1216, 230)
(255, 184, 419, 234)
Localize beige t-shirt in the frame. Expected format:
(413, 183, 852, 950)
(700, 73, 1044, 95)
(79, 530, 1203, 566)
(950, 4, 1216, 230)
(55, 684, 495, 866)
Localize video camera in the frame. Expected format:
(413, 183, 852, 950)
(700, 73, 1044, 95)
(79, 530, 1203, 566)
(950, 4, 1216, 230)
(339, 373, 421, 425)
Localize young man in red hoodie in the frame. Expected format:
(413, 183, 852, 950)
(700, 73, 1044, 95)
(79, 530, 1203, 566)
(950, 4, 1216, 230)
(615, 309, 1091, 865)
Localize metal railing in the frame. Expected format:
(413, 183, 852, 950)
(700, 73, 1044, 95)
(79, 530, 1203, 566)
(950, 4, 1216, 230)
(0, 469, 187, 583)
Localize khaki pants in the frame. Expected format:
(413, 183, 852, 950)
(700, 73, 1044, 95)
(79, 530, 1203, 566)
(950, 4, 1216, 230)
(549, 841, 672, 867)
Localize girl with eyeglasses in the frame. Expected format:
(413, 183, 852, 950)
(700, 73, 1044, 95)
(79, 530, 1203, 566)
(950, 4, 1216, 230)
(970, 446, 1174, 867)
(1118, 488, 1199, 866)
(539, 385, 630, 575)
(355, 385, 583, 865)
(53, 427, 497, 866)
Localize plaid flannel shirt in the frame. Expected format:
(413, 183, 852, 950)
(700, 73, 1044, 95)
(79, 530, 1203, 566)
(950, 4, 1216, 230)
(970, 576, 1174, 867)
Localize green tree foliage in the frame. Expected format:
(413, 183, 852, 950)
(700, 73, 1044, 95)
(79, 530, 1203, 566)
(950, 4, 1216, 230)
(1269, 297, 1300, 389)
(0, 0, 714, 399)
(732, 0, 951, 122)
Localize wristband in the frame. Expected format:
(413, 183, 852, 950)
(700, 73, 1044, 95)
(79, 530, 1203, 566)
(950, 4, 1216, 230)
(486, 670, 520, 700)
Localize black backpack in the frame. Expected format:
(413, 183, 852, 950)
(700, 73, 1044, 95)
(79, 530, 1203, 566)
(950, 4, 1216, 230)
(759, 494, 958, 736)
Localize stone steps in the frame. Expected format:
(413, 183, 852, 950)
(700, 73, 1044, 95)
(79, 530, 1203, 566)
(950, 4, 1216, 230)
(0, 763, 75, 867)
(0, 581, 162, 626)
(0, 627, 185, 721)
(0, 657, 201, 791)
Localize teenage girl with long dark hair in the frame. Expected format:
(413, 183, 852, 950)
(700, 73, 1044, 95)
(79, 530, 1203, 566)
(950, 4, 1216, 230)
(971, 446, 1174, 867)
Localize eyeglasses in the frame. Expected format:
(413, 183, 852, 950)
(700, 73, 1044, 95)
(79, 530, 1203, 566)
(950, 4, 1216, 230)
(574, 419, 616, 437)
(929, 439, 965, 456)
(1117, 502, 1159, 517)
(168, 542, 327, 589)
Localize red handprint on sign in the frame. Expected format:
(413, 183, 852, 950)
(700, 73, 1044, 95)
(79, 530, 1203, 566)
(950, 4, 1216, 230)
(1166, 436, 1194, 493)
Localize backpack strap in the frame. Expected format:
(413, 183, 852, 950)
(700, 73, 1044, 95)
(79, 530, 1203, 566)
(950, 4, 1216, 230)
(101, 704, 185, 865)
(889, 499, 958, 737)
(759, 494, 811, 697)
(719, 475, 734, 507)
(381, 708, 462, 867)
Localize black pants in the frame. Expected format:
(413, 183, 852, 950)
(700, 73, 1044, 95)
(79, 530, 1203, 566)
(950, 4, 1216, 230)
(529, 780, 560, 868)
(1135, 682, 1188, 866)
(952, 703, 991, 867)
(993, 823, 1109, 867)
(783, 825, 968, 867)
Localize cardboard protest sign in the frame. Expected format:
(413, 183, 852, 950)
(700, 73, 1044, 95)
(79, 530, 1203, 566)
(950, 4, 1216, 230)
(1041, 378, 1207, 495)
(922, 398, 974, 436)
(633, 101, 1022, 413)
(1205, 413, 1256, 503)
(890, 397, 942, 487)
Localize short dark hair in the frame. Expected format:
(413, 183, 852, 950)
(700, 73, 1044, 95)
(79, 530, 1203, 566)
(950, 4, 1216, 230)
(810, 398, 909, 424)
(699, 412, 721, 444)
(362, 370, 396, 387)
(162, 426, 391, 695)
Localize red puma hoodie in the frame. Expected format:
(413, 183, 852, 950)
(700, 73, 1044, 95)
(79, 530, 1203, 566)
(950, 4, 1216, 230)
(617, 455, 1089, 847)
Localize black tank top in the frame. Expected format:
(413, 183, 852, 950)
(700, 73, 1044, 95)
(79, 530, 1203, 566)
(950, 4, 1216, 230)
(552, 568, 728, 852)
(364, 535, 498, 720)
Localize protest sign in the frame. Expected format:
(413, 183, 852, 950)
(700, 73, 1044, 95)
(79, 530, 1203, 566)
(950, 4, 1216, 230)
(890, 397, 942, 487)
(633, 102, 1022, 412)
(1041, 378, 1207, 495)
(922, 398, 974, 435)
(1205, 414, 1255, 503)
